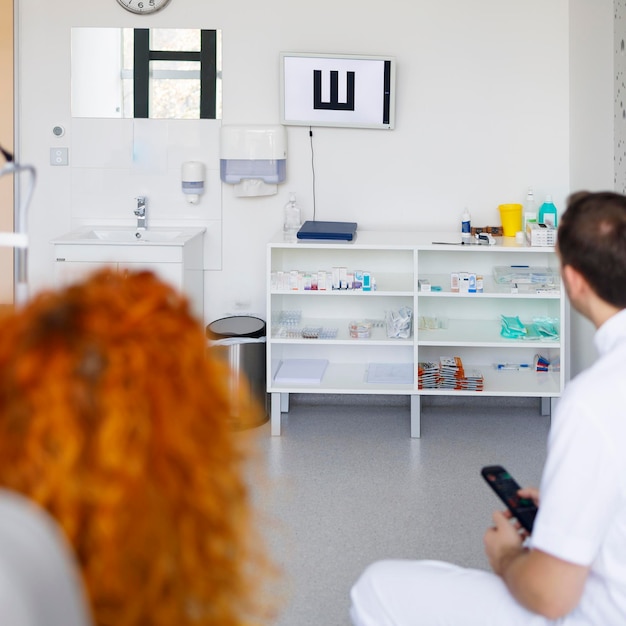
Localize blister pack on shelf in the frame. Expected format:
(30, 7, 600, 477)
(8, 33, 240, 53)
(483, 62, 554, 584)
(500, 315, 560, 341)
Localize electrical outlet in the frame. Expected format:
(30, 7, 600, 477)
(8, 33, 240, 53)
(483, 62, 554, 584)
(50, 147, 69, 166)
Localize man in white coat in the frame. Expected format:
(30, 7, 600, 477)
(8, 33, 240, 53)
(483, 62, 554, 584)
(350, 191, 626, 626)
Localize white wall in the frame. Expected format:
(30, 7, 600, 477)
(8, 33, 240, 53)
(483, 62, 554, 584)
(616, 0, 626, 194)
(0, 0, 13, 303)
(16, 0, 592, 334)
(568, 0, 615, 377)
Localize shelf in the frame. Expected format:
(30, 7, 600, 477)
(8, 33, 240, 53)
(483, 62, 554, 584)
(419, 367, 561, 397)
(271, 272, 414, 295)
(272, 336, 412, 347)
(417, 319, 560, 347)
(267, 231, 566, 436)
(270, 361, 415, 394)
(271, 289, 413, 297)
(271, 318, 413, 345)
(417, 274, 560, 298)
(269, 361, 560, 396)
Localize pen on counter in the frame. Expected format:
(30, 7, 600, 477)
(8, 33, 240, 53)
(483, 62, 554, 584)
(496, 363, 531, 370)
(431, 241, 482, 246)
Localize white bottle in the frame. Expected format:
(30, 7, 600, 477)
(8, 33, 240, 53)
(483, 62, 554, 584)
(524, 187, 537, 233)
(283, 192, 301, 242)
(461, 208, 471, 242)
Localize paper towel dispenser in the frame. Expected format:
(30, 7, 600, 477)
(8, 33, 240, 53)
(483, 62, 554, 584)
(220, 125, 286, 196)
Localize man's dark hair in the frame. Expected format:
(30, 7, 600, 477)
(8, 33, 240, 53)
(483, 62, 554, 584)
(558, 191, 626, 308)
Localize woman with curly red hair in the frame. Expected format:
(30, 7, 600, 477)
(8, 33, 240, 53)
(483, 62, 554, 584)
(0, 269, 274, 626)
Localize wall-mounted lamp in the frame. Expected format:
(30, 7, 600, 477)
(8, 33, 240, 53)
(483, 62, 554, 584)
(220, 125, 287, 197)
(181, 161, 205, 204)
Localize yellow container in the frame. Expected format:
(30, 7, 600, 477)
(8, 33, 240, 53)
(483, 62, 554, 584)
(498, 203, 523, 237)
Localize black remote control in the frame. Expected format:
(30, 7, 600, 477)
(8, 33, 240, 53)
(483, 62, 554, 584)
(481, 465, 538, 533)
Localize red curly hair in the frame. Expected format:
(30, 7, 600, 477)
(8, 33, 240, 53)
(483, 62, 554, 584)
(0, 269, 274, 626)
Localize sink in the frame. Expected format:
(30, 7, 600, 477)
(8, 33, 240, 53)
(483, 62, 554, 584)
(51, 225, 206, 320)
(87, 229, 183, 242)
(52, 226, 206, 246)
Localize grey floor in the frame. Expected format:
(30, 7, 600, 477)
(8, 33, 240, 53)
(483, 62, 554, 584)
(248, 395, 550, 626)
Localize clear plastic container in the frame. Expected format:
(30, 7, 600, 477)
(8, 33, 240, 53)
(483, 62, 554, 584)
(349, 320, 372, 339)
(493, 266, 558, 285)
(283, 192, 301, 242)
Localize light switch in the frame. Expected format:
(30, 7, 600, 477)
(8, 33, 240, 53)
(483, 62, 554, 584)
(50, 147, 69, 166)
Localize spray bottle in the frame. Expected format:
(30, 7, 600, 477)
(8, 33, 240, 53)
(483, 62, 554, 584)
(283, 192, 301, 242)
(524, 188, 537, 233)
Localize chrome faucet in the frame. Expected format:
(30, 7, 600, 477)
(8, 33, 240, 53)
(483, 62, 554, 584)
(134, 196, 147, 231)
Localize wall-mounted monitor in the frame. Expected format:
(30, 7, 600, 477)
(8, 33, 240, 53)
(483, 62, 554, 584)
(280, 52, 396, 130)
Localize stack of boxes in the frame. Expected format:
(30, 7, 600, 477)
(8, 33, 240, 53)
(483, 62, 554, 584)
(526, 223, 557, 246)
(271, 268, 375, 291)
(450, 272, 484, 293)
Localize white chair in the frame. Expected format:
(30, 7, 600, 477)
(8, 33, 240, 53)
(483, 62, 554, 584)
(0, 489, 93, 626)
(0, 150, 92, 624)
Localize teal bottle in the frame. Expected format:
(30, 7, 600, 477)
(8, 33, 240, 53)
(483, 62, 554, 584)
(538, 195, 558, 228)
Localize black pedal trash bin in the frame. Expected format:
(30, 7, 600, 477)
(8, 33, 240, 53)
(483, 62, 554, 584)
(206, 316, 268, 429)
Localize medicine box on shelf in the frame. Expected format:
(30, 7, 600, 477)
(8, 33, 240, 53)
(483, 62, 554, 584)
(526, 223, 557, 246)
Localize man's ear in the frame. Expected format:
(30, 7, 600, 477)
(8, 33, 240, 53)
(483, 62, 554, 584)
(562, 264, 588, 299)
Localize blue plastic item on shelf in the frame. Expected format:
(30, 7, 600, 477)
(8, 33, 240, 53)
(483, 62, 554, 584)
(538, 195, 558, 227)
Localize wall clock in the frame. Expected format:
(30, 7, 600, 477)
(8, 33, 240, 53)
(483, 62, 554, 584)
(116, 0, 172, 14)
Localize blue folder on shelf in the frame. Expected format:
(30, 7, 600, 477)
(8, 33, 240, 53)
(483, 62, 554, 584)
(297, 220, 358, 242)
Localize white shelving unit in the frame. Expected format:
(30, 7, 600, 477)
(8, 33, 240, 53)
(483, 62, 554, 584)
(267, 231, 567, 436)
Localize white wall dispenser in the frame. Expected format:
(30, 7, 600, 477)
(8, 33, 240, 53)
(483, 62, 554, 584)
(181, 161, 205, 204)
(220, 125, 287, 197)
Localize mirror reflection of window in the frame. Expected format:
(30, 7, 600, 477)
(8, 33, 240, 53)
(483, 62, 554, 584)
(145, 29, 202, 119)
(151, 28, 200, 52)
(71, 28, 222, 120)
(150, 61, 201, 119)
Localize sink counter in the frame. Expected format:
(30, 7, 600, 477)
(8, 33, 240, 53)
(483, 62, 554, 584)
(51, 226, 206, 320)
(52, 226, 206, 246)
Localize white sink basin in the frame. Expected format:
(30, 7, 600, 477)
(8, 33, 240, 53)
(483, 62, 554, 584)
(52, 226, 206, 246)
(87, 229, 183, 242)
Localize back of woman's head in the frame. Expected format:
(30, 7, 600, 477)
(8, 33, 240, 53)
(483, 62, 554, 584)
(0, 269, 272, 626)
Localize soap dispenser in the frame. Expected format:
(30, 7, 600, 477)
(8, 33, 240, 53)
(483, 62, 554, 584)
(181, 161, 205, 204)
